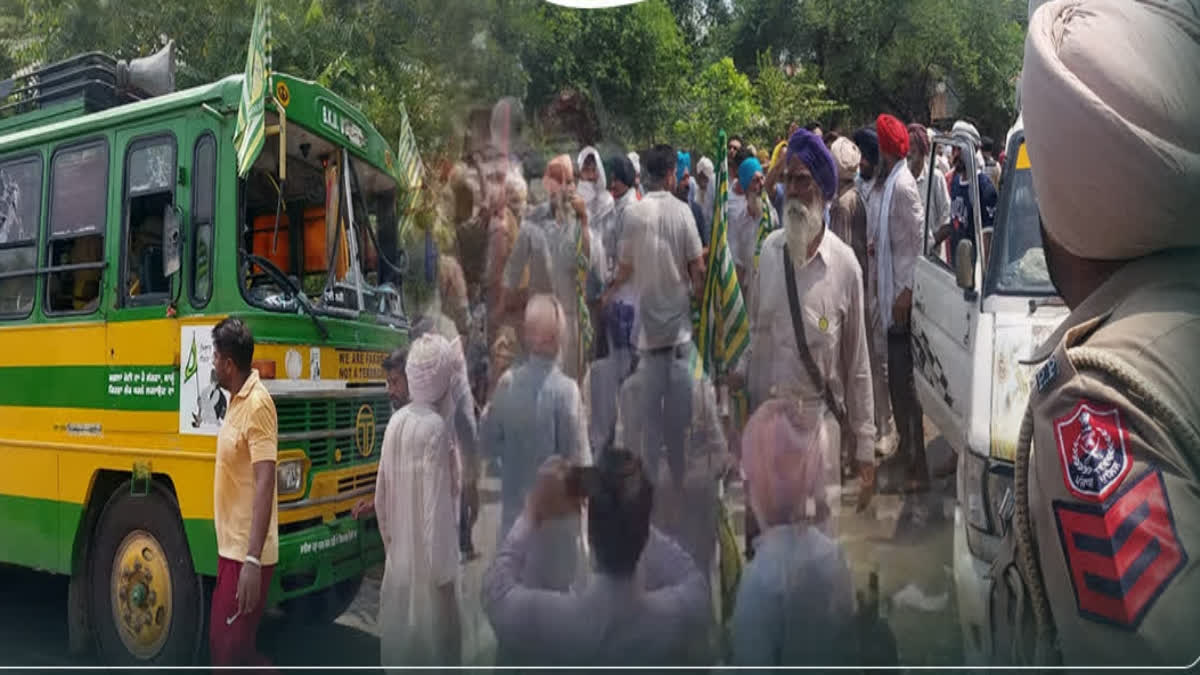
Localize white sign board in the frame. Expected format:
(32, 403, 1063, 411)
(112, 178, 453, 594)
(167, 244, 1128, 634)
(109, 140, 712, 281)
(179, 324, 229, 435)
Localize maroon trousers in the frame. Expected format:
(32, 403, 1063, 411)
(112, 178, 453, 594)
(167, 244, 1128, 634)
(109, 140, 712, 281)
(209, 557, 275, 669)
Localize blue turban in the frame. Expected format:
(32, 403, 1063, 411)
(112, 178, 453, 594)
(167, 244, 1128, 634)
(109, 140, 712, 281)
(676, 151, 692, 182)
(852, 127, 880, 166)
(787, 128, 838, 202)
(737, 156, 763, 192)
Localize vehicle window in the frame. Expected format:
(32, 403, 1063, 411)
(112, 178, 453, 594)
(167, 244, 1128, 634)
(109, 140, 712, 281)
(191, 134, 216, 307)
(46, 140, 108, 314)
(122, 136, 176, 304)
(0, 155, 42, 318)
(985, 144, 1054, 296)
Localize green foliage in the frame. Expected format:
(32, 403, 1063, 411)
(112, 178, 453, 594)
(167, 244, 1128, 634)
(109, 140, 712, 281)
(751, 50, 845, 144)
(0, 0, 1024, 164)
(673, 57, 757, 155)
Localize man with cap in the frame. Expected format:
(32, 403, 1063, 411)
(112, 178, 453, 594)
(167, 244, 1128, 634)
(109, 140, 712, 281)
(989, 0, 1200, 666)
(693, 156, 717, 240)
(732, 128, 877, 540)
(867, 114, 928, 492)
(932, 120, 997, 269)
(829, 136, 869, 286)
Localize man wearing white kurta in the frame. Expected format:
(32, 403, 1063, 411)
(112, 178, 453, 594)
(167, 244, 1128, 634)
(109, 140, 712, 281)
(375, 333, 462, 667)
(738, 128, 876, 537)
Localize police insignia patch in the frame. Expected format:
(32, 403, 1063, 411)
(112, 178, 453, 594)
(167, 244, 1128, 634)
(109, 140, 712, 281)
(1036, 357, 1059, 392)
(1055, 400, 1131, 502)
(1053, 469, 1186, 628)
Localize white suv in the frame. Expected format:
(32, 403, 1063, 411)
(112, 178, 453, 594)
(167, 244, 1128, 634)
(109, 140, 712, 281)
(910, 122, 1067, 664)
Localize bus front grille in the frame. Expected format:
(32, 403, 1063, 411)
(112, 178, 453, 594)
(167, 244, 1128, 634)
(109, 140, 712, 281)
(276, 394, 390, 469)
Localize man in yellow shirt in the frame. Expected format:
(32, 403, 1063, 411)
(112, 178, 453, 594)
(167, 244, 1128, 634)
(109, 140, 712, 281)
(208, 318, 278, 667)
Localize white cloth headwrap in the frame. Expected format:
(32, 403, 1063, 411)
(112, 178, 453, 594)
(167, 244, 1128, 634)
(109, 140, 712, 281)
(873, 161, 906, 332)
(830, 137, 862, 184)
(576, 146, 607, 192)
(627, 151, 640, 177)
(406, 333, 453, 405)
(1023, 0, 1200, 259)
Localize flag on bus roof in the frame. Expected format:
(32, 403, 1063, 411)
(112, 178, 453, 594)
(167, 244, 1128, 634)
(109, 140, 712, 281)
(692, 130, 750, 382)
(234, 0, 271, 178)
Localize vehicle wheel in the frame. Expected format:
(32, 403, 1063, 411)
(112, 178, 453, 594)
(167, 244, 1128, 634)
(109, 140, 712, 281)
(281, 575, 364, 625)
(89, 484, 203, 665)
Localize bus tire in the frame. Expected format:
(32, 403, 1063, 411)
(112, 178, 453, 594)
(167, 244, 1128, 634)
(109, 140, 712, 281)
(281, 574, 364, 626)
(88, 483, 203, 665)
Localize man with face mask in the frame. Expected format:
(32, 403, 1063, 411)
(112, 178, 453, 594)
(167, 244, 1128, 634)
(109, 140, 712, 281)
(734, 128, 877, 537)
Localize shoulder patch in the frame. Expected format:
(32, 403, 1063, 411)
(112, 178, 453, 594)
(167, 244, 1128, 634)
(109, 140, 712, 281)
(1053, 469, 1187, 629)
(1054, 400, 1132, 502)
(1035, 357, 1059, 392)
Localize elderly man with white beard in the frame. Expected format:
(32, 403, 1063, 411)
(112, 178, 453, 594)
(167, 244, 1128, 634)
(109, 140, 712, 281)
(733, 128, 876, 543)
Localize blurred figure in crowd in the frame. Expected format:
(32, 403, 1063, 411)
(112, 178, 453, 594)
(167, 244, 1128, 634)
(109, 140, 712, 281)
(907, 123, 950, 254)
(731, 399, 854, 666)
(693, 156, 716, 239)
(501, 155, 591, 383)
(829, 137, 869, 286)
(482, 451, 709, 666)
(674, 150, 710, 247)
(482, 294, 589, 589)
(604, 145, 705, 522)
(375, 334, 463, 667)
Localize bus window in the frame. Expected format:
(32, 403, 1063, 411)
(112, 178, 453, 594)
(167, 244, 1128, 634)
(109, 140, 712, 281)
(191, 134, 215, 307)
(0, 155, 42, 318)
(46, 140, 108, 314)
(122, 137, 176, 302)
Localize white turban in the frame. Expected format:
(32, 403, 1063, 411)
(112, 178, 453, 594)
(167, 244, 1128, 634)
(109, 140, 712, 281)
(830, 137, 862, 184)
(1022, 0, 1200, 260)
(405, 333, 454, 405)
(697, 156, 714, 181)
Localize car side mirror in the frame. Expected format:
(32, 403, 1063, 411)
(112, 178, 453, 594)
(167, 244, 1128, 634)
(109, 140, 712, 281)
(163, 203, 183, 278)
(956, 239, 975, 291)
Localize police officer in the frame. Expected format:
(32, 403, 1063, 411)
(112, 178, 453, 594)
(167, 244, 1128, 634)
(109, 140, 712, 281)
(992, 0, 1200, 666)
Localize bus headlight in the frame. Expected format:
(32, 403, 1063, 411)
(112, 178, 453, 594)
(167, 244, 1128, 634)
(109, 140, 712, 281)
(278, 459, 306, 496)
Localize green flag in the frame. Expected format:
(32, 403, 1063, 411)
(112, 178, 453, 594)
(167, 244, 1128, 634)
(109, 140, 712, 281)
(184, 334, 198, 383)
(692, 130, 750, 382)
(234, 0, 271, 178)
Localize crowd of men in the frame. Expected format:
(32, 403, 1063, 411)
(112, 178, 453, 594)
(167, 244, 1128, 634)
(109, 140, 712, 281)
(207, 0, 1200, 668)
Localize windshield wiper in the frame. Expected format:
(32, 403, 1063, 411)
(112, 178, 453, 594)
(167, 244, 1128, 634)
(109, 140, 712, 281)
(243, 251, 330, 340)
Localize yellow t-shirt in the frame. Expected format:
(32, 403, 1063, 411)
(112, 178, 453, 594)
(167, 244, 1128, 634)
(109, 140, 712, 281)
(214, 370, 280, 565)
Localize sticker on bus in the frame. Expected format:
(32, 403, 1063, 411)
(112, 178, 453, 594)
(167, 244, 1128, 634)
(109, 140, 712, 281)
(179, 324, 228, 436)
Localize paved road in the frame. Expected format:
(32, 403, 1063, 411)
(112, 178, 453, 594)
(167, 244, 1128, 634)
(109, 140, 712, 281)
(0, 432, 962, 668)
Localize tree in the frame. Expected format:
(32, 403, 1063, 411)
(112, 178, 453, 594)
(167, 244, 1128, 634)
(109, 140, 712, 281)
(752, 50, 845, 144)
(672, 57, 758, 156)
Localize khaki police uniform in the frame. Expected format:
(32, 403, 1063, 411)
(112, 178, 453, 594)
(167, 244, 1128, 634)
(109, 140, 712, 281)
(993, 248, 1200, 666)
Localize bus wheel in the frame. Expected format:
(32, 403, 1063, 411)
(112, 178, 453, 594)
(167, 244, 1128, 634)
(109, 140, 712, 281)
(282, 575, 364, 625)
(89, 486, 203, 665)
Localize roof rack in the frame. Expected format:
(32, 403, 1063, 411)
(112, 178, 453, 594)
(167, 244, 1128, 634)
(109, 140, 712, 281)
(0, 41, 175, 122)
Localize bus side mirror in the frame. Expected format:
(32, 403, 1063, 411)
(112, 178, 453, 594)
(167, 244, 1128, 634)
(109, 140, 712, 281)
(163, 203, 183, 278)
(956, 239, 975, 291)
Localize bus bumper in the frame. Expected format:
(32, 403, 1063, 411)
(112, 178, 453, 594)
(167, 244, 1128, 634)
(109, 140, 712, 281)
(268, 513, 385, 604)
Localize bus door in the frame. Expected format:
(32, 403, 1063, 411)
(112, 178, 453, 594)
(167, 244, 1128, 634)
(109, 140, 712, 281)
(105, 127, 182, 439)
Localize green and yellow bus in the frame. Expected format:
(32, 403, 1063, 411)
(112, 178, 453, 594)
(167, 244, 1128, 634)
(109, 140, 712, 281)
(0, 49, 412, 664)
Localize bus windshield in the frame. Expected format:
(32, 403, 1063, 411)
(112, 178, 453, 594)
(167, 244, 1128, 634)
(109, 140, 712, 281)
(240, 116, 402, 319)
